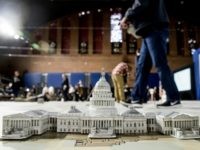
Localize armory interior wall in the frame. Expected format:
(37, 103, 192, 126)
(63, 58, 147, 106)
(0, 55, 192, 86)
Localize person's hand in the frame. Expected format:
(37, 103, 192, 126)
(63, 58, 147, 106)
(120, 17, 128, 29)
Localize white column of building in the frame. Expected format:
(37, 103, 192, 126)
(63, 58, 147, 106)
(18, 120, 20, 128)
(99, 120, 101, 128)
(107, 120, 108, 128)
(184, 121, 186, 128)
(118, 120, 119, 127)
(185, 120, 187, 128)
(188, 121, 191, 128)
(25, 120, 29, 127)
(19, 120, 21, 128)
(111, 120, 113, 127)
(91, 120, 93, 127)
(183, 121, 185, 128)
(183, 121, 187, 128)
(182, 121, 184, 128)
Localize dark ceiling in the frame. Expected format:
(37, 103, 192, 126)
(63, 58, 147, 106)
(0, 0, 199, 27)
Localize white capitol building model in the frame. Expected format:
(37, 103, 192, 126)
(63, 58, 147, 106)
(2, 73, 200, 139)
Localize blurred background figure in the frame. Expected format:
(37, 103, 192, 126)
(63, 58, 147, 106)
(68, 84, 75, 101)
(61, 74, 69, 101)
(42, 84, 55, 101)
(24, 85, 37, 99)
(75, 80, 84, 101)
(12, 70, 22, 98)
(4, 82, 14, 97)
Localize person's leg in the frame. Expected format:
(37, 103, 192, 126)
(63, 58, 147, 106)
(116, 75, 125, 102)
(112, 75, 120, 102)
(145, 28, 180, 105)
(63, 91, 68, 101)
(131, 40, 152, 103)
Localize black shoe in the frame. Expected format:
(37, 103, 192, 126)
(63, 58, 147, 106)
(157, 101, 171, 107)
(120, 100, 131, 107)
(126, 97, 133, 102)
(171, 100, 181, 106)
(123, 100, 132, 104)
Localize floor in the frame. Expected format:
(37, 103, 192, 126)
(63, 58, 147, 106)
(0, 100, 200, 150)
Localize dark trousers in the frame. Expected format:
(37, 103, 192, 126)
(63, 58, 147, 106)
(131, 28, 180, 102)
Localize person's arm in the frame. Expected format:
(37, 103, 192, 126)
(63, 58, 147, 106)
(124, 0, 150, 22)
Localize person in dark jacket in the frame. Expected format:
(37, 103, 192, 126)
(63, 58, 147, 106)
(61, 74, 69, 101)
(120, 0, 180, 106)
(12, 70, 22, 97)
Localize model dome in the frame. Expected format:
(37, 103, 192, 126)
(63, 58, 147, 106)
(93, 73, 111, 92)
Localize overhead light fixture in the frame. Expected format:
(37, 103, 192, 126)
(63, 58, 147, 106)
(0, 17, 16, 37)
